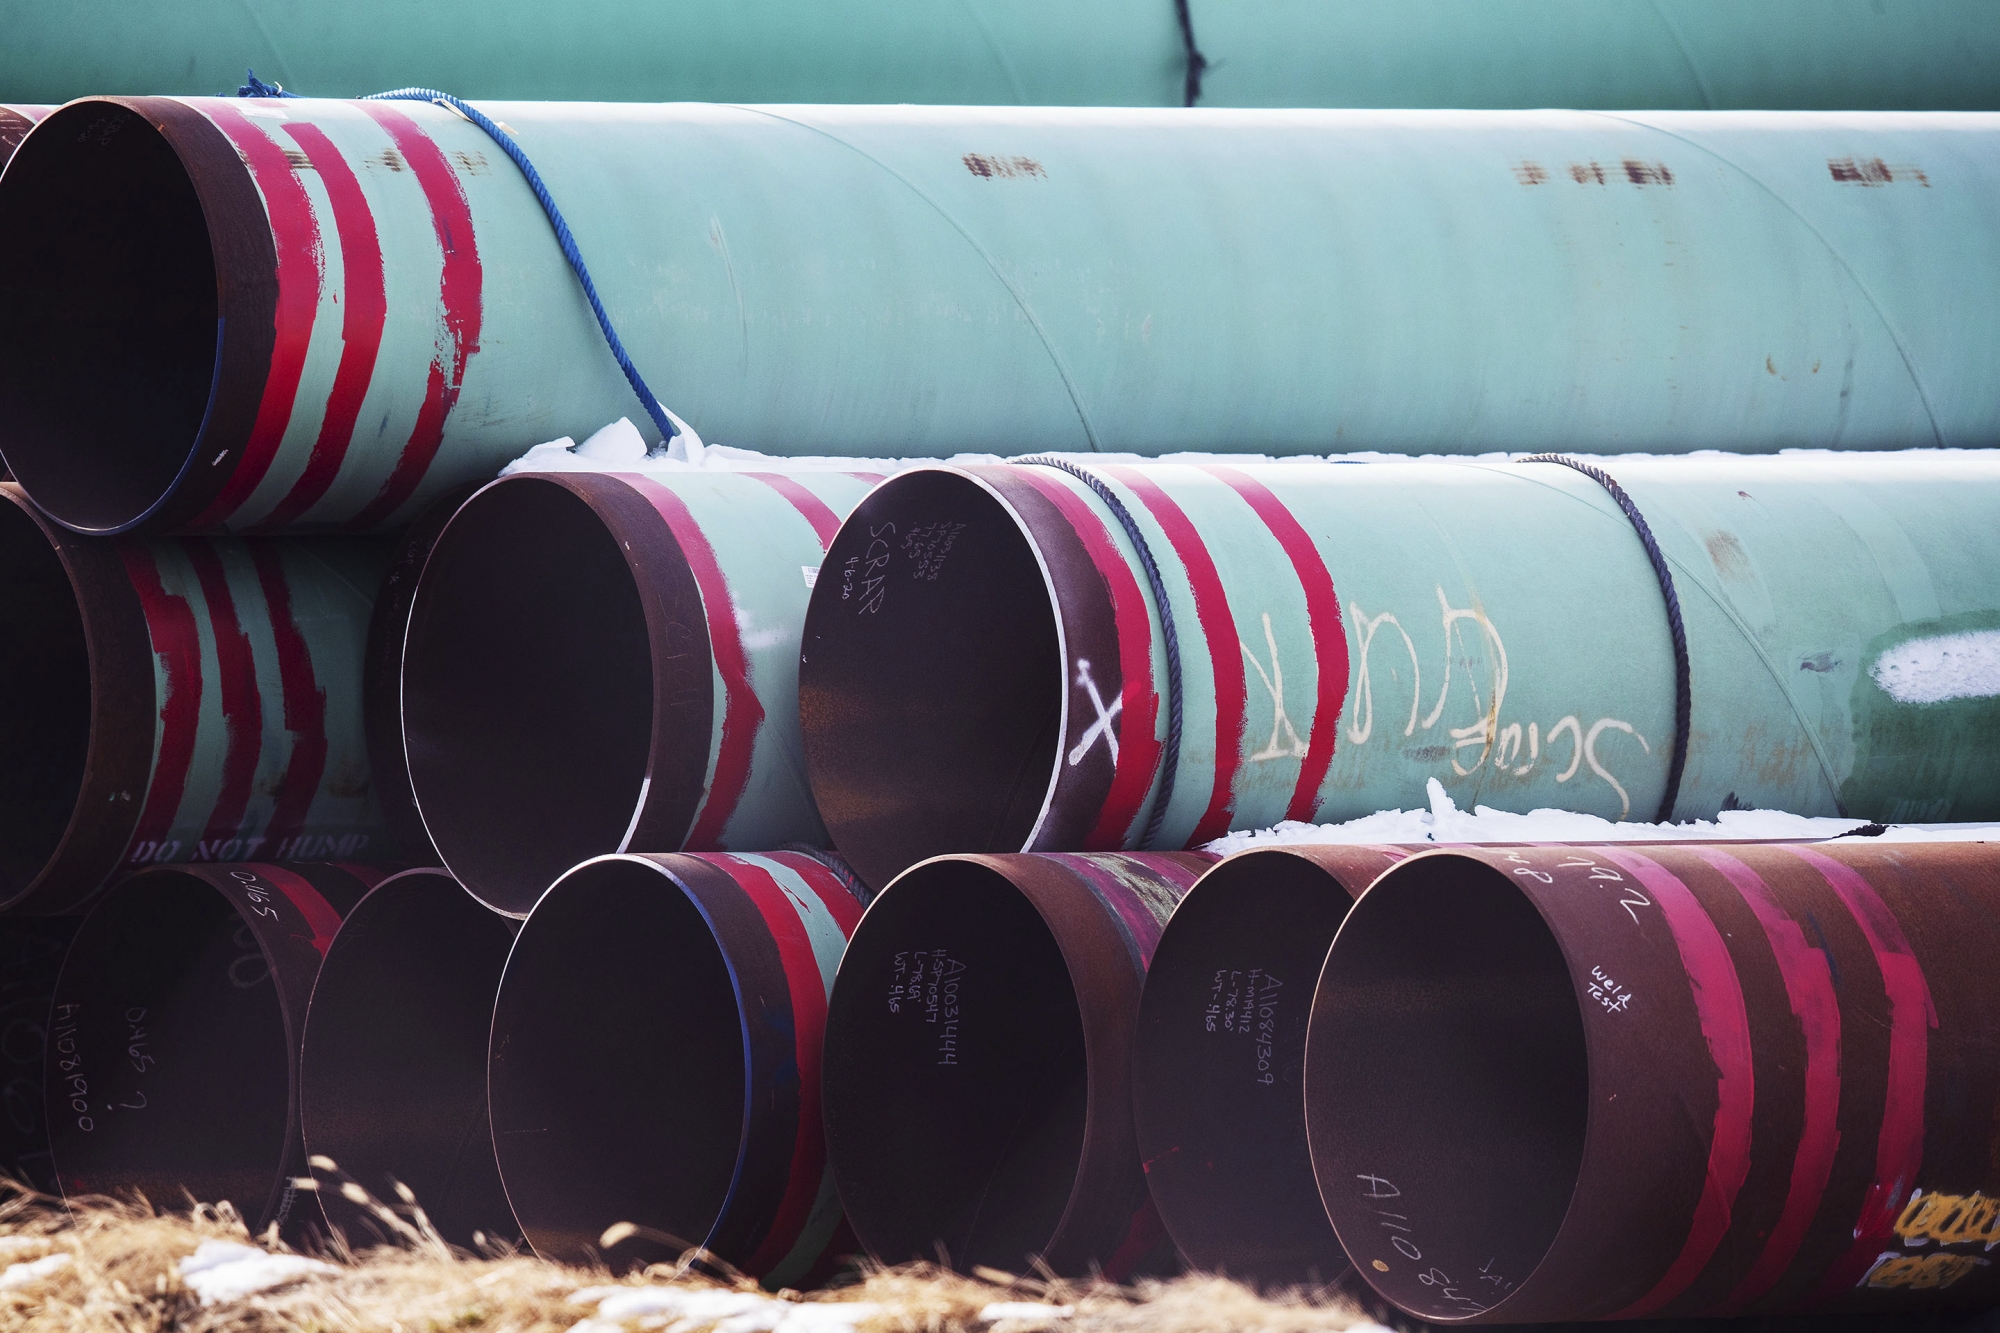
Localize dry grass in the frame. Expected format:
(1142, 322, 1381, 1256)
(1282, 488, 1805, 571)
(0, 1179, 1386, 1333)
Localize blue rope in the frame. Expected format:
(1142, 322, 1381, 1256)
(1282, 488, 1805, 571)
(1018, 456, 1185, 851)
(236, 70, 680, 445)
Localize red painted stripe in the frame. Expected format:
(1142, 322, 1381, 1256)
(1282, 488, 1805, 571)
(1103, 466, 1245, 844)
(623, 475, 763, 848)
(1102, 1195, 1170, 1283)
(350, 104, 482, 529)
(255, 122, 388, 530)
(1199, 467, 1348, 823)
(1602, 849, 1756, 1319)
(1698, 849, 1843, 1314)
(257, 864, 345, 955)
(185, 545, 264, 848)
(1016, 469, 1161, 849)
(248, 543, 329, 846)
(711, 854, 835, 1275)
(1788, 845, 1938, 1300)
(120, 548, 205, 862)
(744, 473, 842, 550)
(767, 852, 865, 936)
(191, 104, 324, 529)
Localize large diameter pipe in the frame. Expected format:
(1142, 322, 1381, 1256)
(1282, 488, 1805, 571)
(0, 483, 389, 914)
(403, 470, 876, 915)
(1132, 845, 1408, 1286)
(0, 916, 80, 1194)
(1308, 841, 2000, 1322)
(7, 102, 2000, 535)
(799, 455, 2000, 888)
(488, 851, 865, 1285)
(45, 862, 384, 1234)
(822, 850, 1212, 1275)
(0, 105, 50, 165)
(299, 867, 518, 1248)
(3, 2, 1999, 109)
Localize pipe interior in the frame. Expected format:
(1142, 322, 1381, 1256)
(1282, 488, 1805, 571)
(300, 871, 519, 1246)
(801, 471, 1061, 889)
(0, 101, 216, 532)
(1133, 850, 1356, 1284)
(1309, 855, 1587, 1311)
(50, 875, 290, 1219)
(403, 480, 655, 914)
(0, 500, 89, 902)
(487, 858, 745, 1267)
(823, 860, 1085, 1270)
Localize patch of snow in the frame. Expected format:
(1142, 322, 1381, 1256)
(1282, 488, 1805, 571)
(574, 417, 652, 465)
(178, 1238, 335, 1306)
(1870, 629, 2000, 705)
(1205, 777, 1998, 854)
(568, 1286, 880, 1333)
(0, 1252, 70, 1288)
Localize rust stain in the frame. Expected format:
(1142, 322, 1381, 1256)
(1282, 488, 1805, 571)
(1767, 356, 1778, 376)
(962, 153, 1046, 180)
(1569, 161, 1608, 185)
(1621, 159, 1673, 186)
(1829, 156, 1929, 187)
(1704, 529, 1754, 582)
(451, 149, 491, 176)
(1513, 160, 1549, 185)
(282, 147, 313, 172)
(371, 148, 406, 173)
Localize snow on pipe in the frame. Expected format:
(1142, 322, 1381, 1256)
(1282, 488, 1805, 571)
(1309, 839, 2000, 1322)
(822, 850, 1213, 1277)
(0, 484, 391, 914)
(401, 470, 878, 916)
(298, 867, 520, 1249)
(487, 851, 865, 1286)
(6, 103, 2000, 536)
(0, 916, 80, 1195)
(1131, 844, 1412, 1286)
(45, 862, 388, 1237)
(799, 454, 2000, 890)
(6, 0, 2000, 109)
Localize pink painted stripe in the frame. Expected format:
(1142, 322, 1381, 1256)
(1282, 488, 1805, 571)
(256, 121, 389, 530)
(350, 104, 482, 529)
(1698, 848, 1843, 1315)
(1787, 846, 1938, 1300)
(257, 864, 344, 955)
(1602, 848, 1756, 1319)
(185, 545, 264, 847)
(121, 549, 205, 861)
(1104, 466, 1246, 845)
(193, 104, 325, 529)
(767, 851, 865, 936)
(744, 473, 842, 549)
(248, 543, 329, 846)
(1200, 467, 1348, 823)
(1016, 469, 1162, 849)
(622, 475, 763, 848)
(845, 472, 888, 485)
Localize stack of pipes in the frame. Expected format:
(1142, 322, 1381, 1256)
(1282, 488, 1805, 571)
(3, 2, 2000, 1324)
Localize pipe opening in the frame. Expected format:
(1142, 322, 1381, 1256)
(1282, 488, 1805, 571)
(1134, 850, 1357, 1284)
(488, 858, 745, 1266)
(802, 471, 1062, 889)
(0, 500, 89, 901)
(404, 480, 655, 915)
(0, 101, 217, 533)
(823, 860, 1085, 1270)
(300, 870, 519, 1247)
(49, 874, 291, 1218)
(1308, 854, 1588, 1320)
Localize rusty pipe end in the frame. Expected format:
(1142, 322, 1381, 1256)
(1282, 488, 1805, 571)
(300, 867, 520, 1248)
(0, 98, 271, 534)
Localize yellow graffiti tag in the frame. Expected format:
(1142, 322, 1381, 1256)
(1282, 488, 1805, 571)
(1865, 1251, 1989, 1290)
(1895, 1191, 2000, 1250)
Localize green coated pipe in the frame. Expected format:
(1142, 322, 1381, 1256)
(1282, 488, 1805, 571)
(0, 1, 1997, 109)
(798, 453, 2000, 888)
(4, 99, 1997, 535)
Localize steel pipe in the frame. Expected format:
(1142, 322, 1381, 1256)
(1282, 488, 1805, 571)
(403, 471, 875, 915)
(1308, 841, 2000, 1322)
(7, 102, 2000, 535)
(1132, 844, 1408, 1286)
(0, 483, 389, 914)
(822, 850, 1211, 1275)
(299, 867, 519, 1248)
(488, 851, 864, 1285)
(0, 916, 79, 1194)
(45, 862, 384, 1234)
(0, 105, 49, 166)
(800, 455, 2000, 888)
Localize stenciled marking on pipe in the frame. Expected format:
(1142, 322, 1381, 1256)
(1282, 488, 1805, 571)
(119, 549, 205, 867)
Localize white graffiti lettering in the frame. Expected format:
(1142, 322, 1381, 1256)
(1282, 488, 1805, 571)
(1242, 613, 1309, 761)
(1068, 659, 1122, 766)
